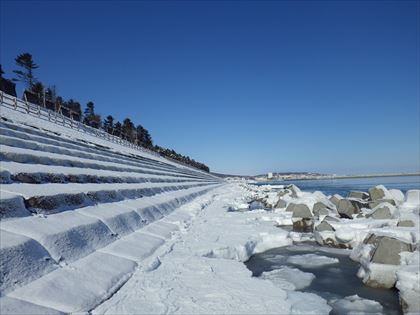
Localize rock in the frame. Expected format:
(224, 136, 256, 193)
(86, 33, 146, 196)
(337, 199, 365, 219)
(13, 173, 41, 184)
(347, 191, 370, 200)
(368, 185, 391, 201)
(285, 203, 296, 212)
(274, 199, 287, 209)
(397, 220, 415, 227)
(366, 204, 393, 220)
(365, 235, 414, 265)
(312, 201, 333, 217)
(291, 204, 314, 232)
(277, 189, 291, 198)
(292, 204, 313, 218)
(284, 184, 301, 198)
(329, 194, 343, 208)
(389, 189, 404, 204)
(292, 218, 314, 233)
(324, 215, 340, 222)
(368, 199, 396, 209)
(315, 221, 335, 232)
(404, 190, 420, 206)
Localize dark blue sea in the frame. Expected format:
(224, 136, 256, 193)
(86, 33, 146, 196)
(256, 175, 420, 197)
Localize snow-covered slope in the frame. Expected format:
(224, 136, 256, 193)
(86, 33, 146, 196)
(0, 105, 223, 313)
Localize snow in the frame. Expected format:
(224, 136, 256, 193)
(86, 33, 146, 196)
(286, 254, 339, 268)
(396, 251, 420, 313)
(9, 252, 137, 313)
(0, 297, 64, 315)
(286, 291, 331, 314)
(404, 190, 420, 207)
(0, 230, 57, 294)
(1, 106, 419, 314)
(329, 295, 383, 315)
(260, 266, 315, 290)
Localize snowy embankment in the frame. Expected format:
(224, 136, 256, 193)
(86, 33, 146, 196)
(0, 106, 222, 314)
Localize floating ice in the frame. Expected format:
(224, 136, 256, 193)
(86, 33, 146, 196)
(260, 266, 315, 290)
(329, 295, 383, 315)
(286, 254, 339, 268)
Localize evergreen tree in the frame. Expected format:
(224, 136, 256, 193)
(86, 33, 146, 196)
(135, 124, 153, 147)
(13, 53, 38, 88)
(31, 81, 44, 96)
(65, 99, 82, 121)
(122, 118, 135, 142)
(113, 121, 122, 137)
(103, 115, 114, 134)
(0, 64, 4, 78)
(83, 101, 95, 122)
(45, 86, 56, 102)
(83, 101, 101, 128)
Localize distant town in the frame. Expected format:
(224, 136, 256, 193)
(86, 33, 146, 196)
(214, 172, 420, 182)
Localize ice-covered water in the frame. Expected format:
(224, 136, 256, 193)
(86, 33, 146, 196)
(256, 175, 419, 196)
(245, 243, 402, 315)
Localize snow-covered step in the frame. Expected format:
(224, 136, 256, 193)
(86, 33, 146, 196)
(0, 230, 57, 294)
(0, 121, 215, 179)
(0, 162, 211, 185)
(0, 297, 64, 315)
(99, 231, 165, 261)
(75, 184, 217, 237)
(0, 191, 30, 218)
(1, 212, 116, 263)
(0, 185, 218, 296)
(0, 120, 212, 178)
(0, 145, 211, 180)
(0, 181, 213, 215)
(0, 134, 209, 178)
(142, 220, 180, 239)
(1, 164, 211, 185)
(8, 252, 137, 313)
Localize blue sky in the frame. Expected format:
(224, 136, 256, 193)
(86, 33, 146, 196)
(1, 0, 419, 175)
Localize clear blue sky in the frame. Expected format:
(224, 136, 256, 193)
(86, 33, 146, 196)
(1, 0, 419, 175)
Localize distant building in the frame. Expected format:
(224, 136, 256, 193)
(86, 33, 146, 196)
(267, 172, 273, 179)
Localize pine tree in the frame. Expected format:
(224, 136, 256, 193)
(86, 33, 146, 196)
(83, 101, 101, 128)
(114, 121, 122, 137)
(31, 82, 44, 96)
(103, 115, 114, 134)
(122, 118, 135, 142)
(45, 86, 56, 102)
(13, 53, 38, 88)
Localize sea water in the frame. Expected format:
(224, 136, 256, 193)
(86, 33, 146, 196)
(245, 243, 402, 315)
(257, 175, 420, 196)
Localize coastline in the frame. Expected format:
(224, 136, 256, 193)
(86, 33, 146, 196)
(266, 173, 420, 182)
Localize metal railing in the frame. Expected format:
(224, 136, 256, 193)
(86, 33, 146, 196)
(0, 91, 161, 156)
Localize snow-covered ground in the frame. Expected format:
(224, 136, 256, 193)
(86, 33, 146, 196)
(1, 104, 419, 314)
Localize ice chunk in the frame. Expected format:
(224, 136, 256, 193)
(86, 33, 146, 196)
(260, 266, 315, 290)
(329, 295, 383, 315)
(287, 291, 331, 314)
(287, 254, 339, 268)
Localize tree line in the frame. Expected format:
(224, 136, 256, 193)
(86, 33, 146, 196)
(0, 53, 210, 172)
